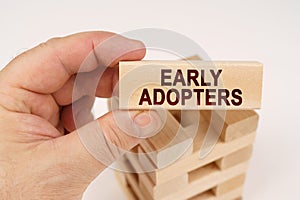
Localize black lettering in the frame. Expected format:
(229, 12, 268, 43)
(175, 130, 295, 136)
(161, 69, 172, 86)
(153, 89, 165, 105)
(218, 89, 230, 106)
(166, 89, 180, 106)
(231, 89, 243, 106)
(201, 69, 211, 86)
(173, 69, 186, 86)
(210, 69, 222, 86)
(139, 88, 152, 105)
(206, 89, 216, 106)
(187, 70, 200, 86)
(181, 89, 192, 105)
(193, 89, 204, 105)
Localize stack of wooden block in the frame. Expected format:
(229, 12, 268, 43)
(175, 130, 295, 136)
(115, 109, 259, 200)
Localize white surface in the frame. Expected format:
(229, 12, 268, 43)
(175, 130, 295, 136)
(1, 1, 299, 199)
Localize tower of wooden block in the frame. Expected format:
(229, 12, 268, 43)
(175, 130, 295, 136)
(113, 55, 260, 200)
(114, 109, 259, 200)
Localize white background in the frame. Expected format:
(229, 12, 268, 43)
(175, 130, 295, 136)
(1, 1, 299, 199)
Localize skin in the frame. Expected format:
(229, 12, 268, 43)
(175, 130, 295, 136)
(0, 31, 155, 199)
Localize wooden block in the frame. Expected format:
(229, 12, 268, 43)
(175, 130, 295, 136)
(169, 110, 181, 122)
(116, 171, 244, 200)
(188, 161, 220, 183)
(147, 131, 256, 185)
(162, 161, 249, 200)
(116, 157, 144, 200)
(124, 173, 146, 200)
(216, 146, 253, 170)
(188, 189, 215, 200)
(138, 145, 192, 184)
(188, 186, 243, 200)
(183, 55, 202, 60)
(119, 60, 263, 110)
(118, 158, 139, 183)
(201, 110, 259, 142)
(117, 157, 153, 200)
(145, 112, 255, 185)
(115, 171, 137, 200)
(213, 174, 246, 196)
(125, 149, 145, 175)
(137, 145, 157, 183)
(118, 140, 251, 200)
(139, 172, 188, 199)
(140, 111, 194, 168)
(139, 179, 154, 200)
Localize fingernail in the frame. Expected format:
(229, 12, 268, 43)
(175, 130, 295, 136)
(133, 111, 162, 138)
(111, 110, 163, 139)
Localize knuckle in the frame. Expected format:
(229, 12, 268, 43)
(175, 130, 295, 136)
(100, 113, 129, 149)
(107, 122, 128, 149)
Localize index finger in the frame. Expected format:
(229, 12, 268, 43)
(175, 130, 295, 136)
(1, 31, 145, 94)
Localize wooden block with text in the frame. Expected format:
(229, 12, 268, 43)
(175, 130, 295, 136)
(119, 61, 263, 110)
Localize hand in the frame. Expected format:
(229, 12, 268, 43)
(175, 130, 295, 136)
(0, 31, 162, 200)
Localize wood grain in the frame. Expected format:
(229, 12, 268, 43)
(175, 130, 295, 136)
(216, 146, 253, 170)
(212, 174, 245, 196)
(201, 110, 259, 142)
(119, 60, 263, 110)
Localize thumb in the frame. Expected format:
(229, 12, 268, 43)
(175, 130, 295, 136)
(52, 110, 162, 181)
